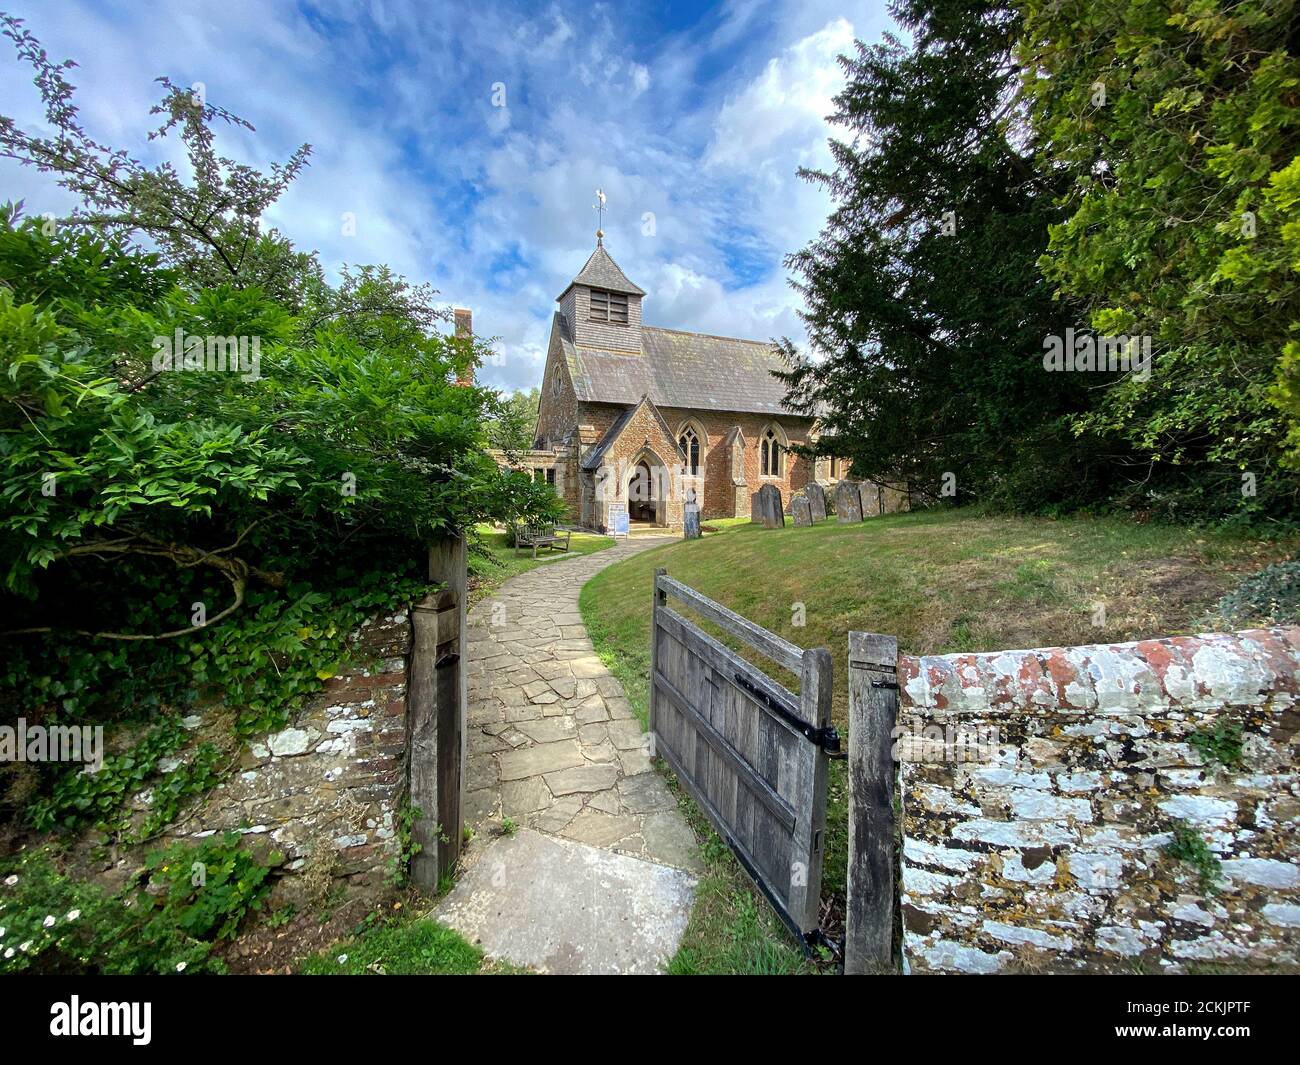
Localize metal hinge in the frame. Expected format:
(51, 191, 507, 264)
(734, 673, 845, 758)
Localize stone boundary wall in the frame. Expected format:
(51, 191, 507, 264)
(164, 608, 413, 902)
(896, 627, 1300, 973)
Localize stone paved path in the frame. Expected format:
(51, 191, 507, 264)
(461, 536, 703, 873)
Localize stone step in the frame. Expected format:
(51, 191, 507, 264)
(432, 828, 696, 974)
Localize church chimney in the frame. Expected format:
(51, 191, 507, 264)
(453, 308, 474, 386)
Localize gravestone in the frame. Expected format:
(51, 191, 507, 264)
(835, 479, 864, 523)
(861, 481, 883, 517)
(806, 482, 827, 523)
(683, 503, 701, 540)
(791, 492, 812, 527)
(750, 491, 762, 523)
(882, 484, 910, 514)
(756, 483, 784, 529)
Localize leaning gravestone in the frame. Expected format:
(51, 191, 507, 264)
(791, 492, 812, 527)
(806, 482, 827, 523)
(835, 479, 864, 522)
(683, 503, 701, 540)
(756, 483, 785, 529)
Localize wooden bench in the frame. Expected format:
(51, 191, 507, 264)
(513, 523, 572, 559)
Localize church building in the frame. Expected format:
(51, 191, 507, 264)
(526, 235, 844, 532)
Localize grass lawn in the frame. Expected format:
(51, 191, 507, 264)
(579, 506, 1295, 973)
(469, 525, 615, 604)
(299, 915, 527, 975)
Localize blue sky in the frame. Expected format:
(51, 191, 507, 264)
(0, 0, 893, 392)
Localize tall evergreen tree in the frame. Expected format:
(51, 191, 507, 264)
(779, 0, 1096, 509)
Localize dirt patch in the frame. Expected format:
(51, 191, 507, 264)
(220, 892, 383, 974)
(1099, 557, 1238, 640)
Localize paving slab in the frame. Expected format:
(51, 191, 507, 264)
(462, 535, 700, 863)
(433, 829, 696, 974)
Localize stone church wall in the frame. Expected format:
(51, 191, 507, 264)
(656, 407, 817, 521)
(535, 330, 578, 449)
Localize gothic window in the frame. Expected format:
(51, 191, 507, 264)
(761, 425, 783, 477)
(678, 425, 701, 476)
(589, 289, 628, 324)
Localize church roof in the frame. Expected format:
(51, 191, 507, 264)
(559, 320, 798, 416)
(558, 240, 646, 300)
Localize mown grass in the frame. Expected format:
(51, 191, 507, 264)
(578, 506, 1294, 972)
(469, 525, 615, 604)
(299, 916, 527, 975)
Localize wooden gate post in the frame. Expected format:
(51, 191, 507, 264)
(846, 631, 899, 973)
(407, 535, 467, 891)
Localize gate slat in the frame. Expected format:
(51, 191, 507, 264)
(656, 574, 804, 675)
(653, 670, 797, 830)
(650, 571, 833, 940)
(656, 606, 802, 729)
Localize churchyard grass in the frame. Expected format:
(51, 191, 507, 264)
(579, 506, 1296, 972)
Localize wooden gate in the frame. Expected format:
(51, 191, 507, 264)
(649, 569, 835, 944)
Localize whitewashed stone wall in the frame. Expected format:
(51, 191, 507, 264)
(897, 627, 1300, 973)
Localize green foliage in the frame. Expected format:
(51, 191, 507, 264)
(487, 387, 540, 453)
(386, 804, 424, 889)
(1209, 559, 1300, 626)
(0, 834, 275, 973)
(1188, 720, 1244, 771)
(1165, 820, 1222, 895)
(137, 742, 225, 839)
(0, 20, 564, 838)
(298, 915, 513, 975)
(142, 832, 279, 941)
(27, 717, 188, 833)
(1019, 0, 1300, 520)
(782, 0, 1299, 523)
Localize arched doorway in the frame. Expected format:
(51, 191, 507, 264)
(628, 459, 656, 523)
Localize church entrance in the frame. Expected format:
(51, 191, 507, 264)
(628, 458, 658, 524)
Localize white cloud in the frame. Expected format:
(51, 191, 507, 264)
(0, 0, 892, 395)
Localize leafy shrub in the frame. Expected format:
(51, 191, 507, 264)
(0, 22, 565, 843)
(1208, 560, 1300, 628)
(140, 832, 280, 941)
(0, 833, 276, 974)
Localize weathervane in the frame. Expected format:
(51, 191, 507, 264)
(593, 188, 606, 241)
